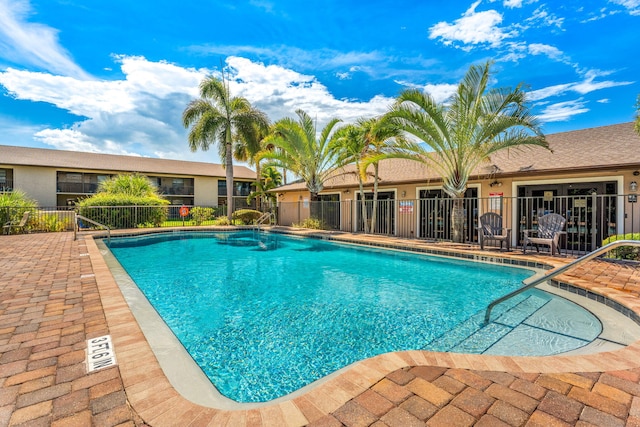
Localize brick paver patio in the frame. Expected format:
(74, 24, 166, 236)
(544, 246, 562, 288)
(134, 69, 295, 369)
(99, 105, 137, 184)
(1, 230, 640, 426)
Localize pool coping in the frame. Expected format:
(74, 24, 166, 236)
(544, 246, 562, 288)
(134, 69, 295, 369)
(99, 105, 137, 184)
(85, 227, 640, 425)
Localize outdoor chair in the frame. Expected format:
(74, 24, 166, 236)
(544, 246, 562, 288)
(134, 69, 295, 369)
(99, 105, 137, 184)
(522, 213, 566, 256)
(477, 212, 511, 251)
(3, 211, 30, 235)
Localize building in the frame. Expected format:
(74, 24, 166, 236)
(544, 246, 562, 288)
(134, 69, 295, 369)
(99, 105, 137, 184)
(0, 145, 256, 207)
(275, 122, 640, 251)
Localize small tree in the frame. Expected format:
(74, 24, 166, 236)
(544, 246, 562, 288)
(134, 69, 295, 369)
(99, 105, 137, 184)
(259, 109, 344, 201)
(247, 165, 282, 208)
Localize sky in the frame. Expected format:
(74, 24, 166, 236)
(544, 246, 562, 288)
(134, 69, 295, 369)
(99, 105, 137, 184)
(0, 0, 638, 165)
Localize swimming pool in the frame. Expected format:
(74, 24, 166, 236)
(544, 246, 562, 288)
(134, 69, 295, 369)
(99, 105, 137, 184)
(107, 230, 601, 403)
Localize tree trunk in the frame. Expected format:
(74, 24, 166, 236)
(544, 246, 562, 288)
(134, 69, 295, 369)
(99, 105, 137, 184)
(370, 163, 379, 234)
(451, 197, 465, 243)
(358, 183, 369, 234)
(255, 161, 262, 212)
(226, 140, 234, 221)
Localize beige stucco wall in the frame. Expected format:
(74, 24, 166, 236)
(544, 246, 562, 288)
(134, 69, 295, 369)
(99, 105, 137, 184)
(194, 176, 218, 206)
(13, 165, 57, 206)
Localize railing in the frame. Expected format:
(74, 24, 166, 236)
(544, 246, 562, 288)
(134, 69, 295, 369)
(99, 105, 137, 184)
(254, 211, 275, 232)
(483, 240, 640, 324)
(57, 182, 101, 194)
(75, 213, 111, 244)
(276, 194, 640, 256)
(2, 196, 639, 259)
(0, 179, 13, 192)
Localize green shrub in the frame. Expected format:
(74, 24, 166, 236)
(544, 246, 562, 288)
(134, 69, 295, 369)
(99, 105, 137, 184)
(0, 190, 37, 225)
(190, 207, 214, 226)
(34, 212, 72, 232)
(76, 194, 169, 229)
(602, 233, 640, 260)
(214, 216, 232, 226)
(232, 209, 263, 225)
(76, 174, 169, 229)
(293, 217, 325, 230)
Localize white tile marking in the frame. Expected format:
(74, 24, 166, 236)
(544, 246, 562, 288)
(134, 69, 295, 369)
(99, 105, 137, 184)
(86, 335, 117, 372)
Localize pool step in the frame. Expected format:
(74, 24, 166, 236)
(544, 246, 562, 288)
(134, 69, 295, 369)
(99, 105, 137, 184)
(425, 293, 549, 354)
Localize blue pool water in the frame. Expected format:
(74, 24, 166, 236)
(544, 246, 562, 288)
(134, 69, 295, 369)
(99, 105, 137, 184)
(108, 231, 601, 403)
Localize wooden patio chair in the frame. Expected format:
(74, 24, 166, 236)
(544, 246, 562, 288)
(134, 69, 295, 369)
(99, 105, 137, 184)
(477, 212, 511, 251)
(522, 213, 566, 255)
(3, 211, 30, 235)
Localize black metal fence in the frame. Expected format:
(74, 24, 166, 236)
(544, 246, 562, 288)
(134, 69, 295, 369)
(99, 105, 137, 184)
(3, 195, 640, 258)
(277, 194, 640, 256)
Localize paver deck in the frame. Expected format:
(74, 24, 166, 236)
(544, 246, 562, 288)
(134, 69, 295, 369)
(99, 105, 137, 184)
(1, 229, 640, 426)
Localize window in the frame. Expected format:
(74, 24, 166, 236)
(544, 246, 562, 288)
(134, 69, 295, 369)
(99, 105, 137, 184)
(218, 180, 253, 196)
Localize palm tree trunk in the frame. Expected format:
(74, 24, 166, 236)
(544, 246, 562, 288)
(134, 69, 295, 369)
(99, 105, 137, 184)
(451, 197, 465, 243)
(370, 163, 379, 234)
(255, 161, 262, 212)
(226, 140, 234, 221)
(358, 183, 369, 234)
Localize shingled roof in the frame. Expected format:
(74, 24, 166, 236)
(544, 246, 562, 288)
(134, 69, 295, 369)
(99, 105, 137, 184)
(276, 122, 640, 191)
(0, 144, 256, 179)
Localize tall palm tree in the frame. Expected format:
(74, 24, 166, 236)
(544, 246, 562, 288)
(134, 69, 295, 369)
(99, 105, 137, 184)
(332, 124, 372, 232)
(258, 109, 343, 201)
(182, 74, 269, 220)
(232, 124, 271, 210)
(356, 116, 411, 234)
(388, 61, 549, 243)
(333, 117, 410, 233)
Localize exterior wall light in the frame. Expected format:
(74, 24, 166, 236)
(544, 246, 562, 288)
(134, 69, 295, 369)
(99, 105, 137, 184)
(630, 181, 638, 192)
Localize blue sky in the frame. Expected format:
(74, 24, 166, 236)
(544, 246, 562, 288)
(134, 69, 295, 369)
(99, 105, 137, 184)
(0, 0, 638, 165)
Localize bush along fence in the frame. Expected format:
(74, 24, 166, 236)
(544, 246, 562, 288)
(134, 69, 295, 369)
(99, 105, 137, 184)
(2, 194, 639, 258)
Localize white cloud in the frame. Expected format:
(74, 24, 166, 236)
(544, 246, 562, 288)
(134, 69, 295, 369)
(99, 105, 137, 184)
(610, 0, 640, 15)
(527, 70, 634, 101)
(528, 83, 574, 101)
(537, 99, 589, 122)
(225, 56, 393, 126)
(0, 0, 90, 79)
(0, 56, 395, 162)
(33, 128, 141, 157)
(395, 80, 458, 103)
(503, 0, 523, 8)
(525, 6, 565, 28)
(527, 43, 565, 61)
(429, 1, 516, 49)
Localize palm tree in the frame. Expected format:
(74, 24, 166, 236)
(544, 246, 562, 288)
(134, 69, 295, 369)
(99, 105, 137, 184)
(247, 165, 282, 207)
(356, 116, 411, 233)
(333, 117, 410, 233)
(332, 124, 372, 232)
(232, 124, 272, 210)
(258, 109, 343, 201)
(388, 61, 549, 243)
(182, 74, 269, 220)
